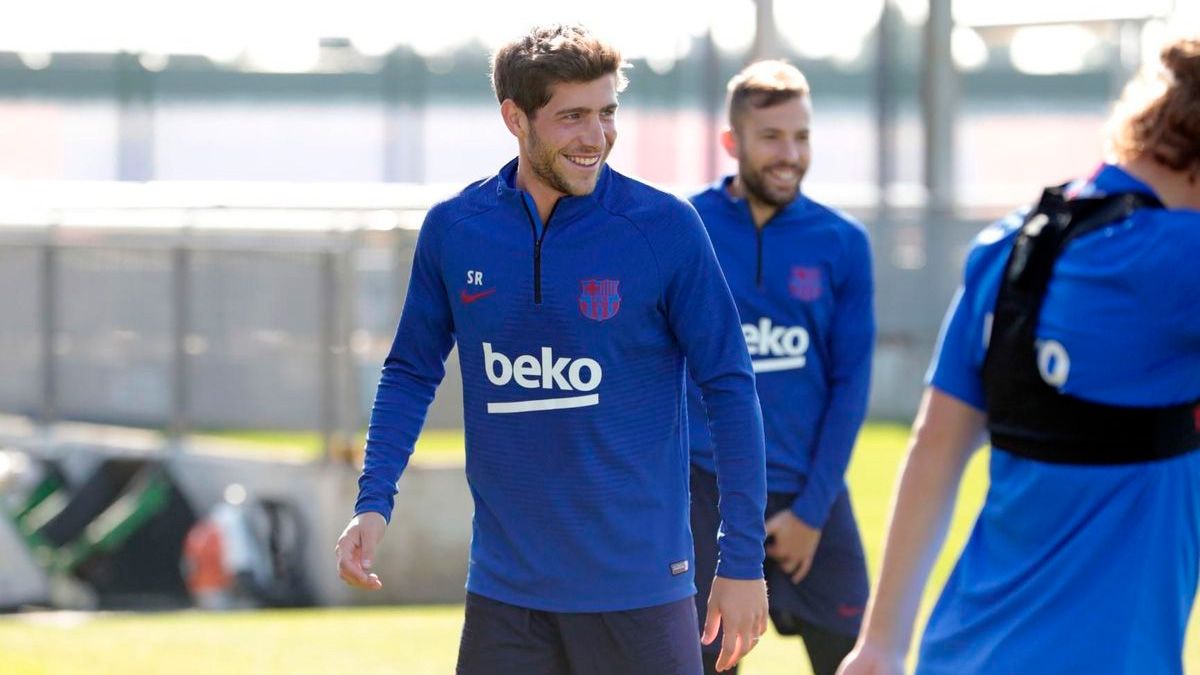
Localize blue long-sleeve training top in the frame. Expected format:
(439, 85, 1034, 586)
(356, 159, 767, 612)
(687, 177, 874, 529)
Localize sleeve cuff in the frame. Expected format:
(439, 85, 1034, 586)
(789, 492, 832, 530)
(714, 552, 766, 580)
(353, 497, 394, 524)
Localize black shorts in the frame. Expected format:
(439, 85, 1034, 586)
(690, 465, 869, 648)
(456, 592, 703, 675)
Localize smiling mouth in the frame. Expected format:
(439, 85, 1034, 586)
(564, 154, 601, 168)
(766, 166, 800, 183)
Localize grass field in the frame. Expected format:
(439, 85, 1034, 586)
(2, 423, 1198, 674)
(191, 428, 468, 463)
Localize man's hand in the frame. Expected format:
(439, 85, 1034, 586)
(702, 576, 768, 672)
(765, 509, 821, 583)
(335, 512, 387, 590)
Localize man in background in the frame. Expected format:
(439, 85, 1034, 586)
(689, 60, 876, 675)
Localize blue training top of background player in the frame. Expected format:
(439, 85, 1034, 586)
(686, 177, 875, 529)
(921, 163, 1200, 674)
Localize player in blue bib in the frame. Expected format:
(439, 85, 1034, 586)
(840, 37, 1200, 675)
(333, 24, 769, 675)
(687, 61, 876, 675)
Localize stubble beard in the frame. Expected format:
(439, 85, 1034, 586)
(526, 127, 604, 197)
(739, 155, 803, 210)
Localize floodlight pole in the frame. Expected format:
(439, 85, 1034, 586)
(920, 0, 959, 339)
(922, 0, 956, 219)
(875, 0, 900, 221)
(382, 48, 427, 183)
(701, 28, 722, 182)
(115, 51, 155, 182)
(751, 0, 778, 62)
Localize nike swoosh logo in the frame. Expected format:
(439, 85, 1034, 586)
(460, 288, 496, 304)
(836, 604, 864, 618)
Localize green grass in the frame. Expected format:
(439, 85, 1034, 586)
(190, 428, 468, 463)
(0, 606, 465, 675)
(190, 429, 331, 458)
(2, 422, 1198, 674)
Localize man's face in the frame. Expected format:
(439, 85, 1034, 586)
(729, 96, 812, 209)
(521, 75, 619, 197)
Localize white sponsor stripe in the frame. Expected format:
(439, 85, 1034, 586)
(486, 394, 600, 414)
(752, 357, 806, 373)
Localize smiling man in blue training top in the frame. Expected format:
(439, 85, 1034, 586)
(334, 24, 769, 675)
(687, 61, 875, 675)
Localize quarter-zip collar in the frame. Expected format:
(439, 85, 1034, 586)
(494, 157, 614, 306)
(711, 174, 812, 226)
(496, 157, 613, 234)
(711, 174, 812, 286)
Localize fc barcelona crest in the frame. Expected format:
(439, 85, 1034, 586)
(789, 266, 822, 301)
(579, 279, 621, 321)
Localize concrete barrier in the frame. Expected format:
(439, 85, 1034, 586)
(1, 422, 474, 608)
(172, 452, 474, 606)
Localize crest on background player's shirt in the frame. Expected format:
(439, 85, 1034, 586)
(789, 266, 822, 301)
(579, 279, 621, 321)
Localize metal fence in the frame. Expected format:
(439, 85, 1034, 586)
(0, 186, 1001, 460)
(0, 203, 402, 456)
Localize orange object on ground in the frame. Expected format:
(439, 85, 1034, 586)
(182, 520, 231, 595)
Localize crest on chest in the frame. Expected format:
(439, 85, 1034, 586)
(788, 266, 822, 301)
(579, 279, 621, 321)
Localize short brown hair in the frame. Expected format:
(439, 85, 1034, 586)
(490, 24, 629, 117)
(1107, 37, 1200, 178)
(727, 60, 811, 130)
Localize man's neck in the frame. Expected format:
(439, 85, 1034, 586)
(1121, 155, 1200, 211)
(728, 175, 778, 228)
(515, 157, 564, 224)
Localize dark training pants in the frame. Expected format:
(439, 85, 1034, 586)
(456, 592, 704, 675)
(699, 625, 856, 675)
(691, 467, 868, 675)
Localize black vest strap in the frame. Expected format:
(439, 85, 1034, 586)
(982, 184, 1200, 465)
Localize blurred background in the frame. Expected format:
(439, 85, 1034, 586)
(1, 1, 1198, 672)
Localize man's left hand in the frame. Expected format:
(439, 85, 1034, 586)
(765, 510, 821, 583)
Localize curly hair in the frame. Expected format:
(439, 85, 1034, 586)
(1107, 37, 1200, 180)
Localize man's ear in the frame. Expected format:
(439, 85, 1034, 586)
(720, 127, 738, 159)
(500, 99, 528, 139)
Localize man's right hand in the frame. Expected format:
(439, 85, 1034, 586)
(335, 512, 387, 590)
(702, 576, 768, 672)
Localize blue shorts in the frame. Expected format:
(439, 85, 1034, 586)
(456, 592, 703, 675)
(690, 466, 869, 645)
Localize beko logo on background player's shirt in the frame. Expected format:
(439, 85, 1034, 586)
(743, 317, 810, 373)
(482, 342, 603, 414)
